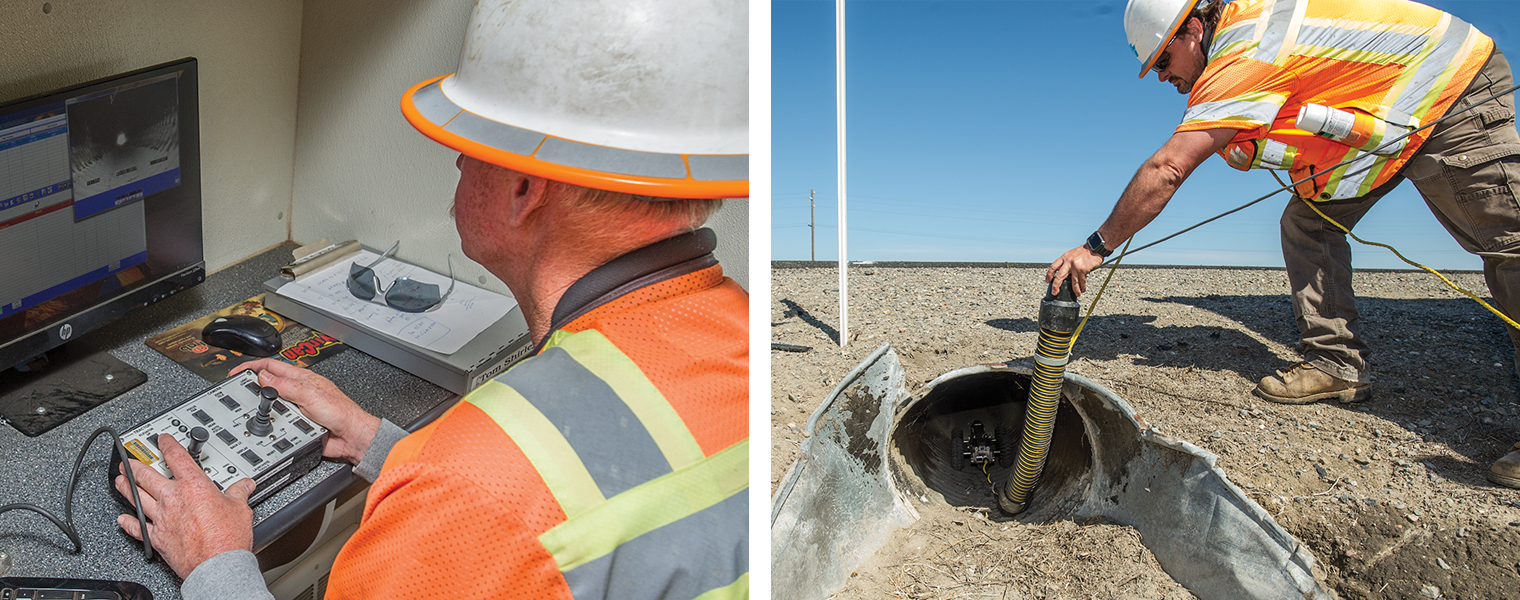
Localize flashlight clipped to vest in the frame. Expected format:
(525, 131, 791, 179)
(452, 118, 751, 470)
(998, 278, 1080, 515)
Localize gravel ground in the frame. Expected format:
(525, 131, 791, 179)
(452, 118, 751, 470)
(771, 263, 1520, 600)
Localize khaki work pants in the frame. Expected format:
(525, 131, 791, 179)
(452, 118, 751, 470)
(1281, 49, 1520, 383)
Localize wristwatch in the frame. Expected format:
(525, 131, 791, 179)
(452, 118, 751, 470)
(1085, 231, 1114, 258)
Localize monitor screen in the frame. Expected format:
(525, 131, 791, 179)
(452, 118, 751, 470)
(0, 58, 204, 371)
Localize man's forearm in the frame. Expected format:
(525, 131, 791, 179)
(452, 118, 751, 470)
(1096, 127, 1237, 246)
(181, 551, 275, 600)
(1096, 157, 1190, 246)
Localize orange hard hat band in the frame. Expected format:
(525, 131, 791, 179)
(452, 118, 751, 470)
(401, 76, 748, 199)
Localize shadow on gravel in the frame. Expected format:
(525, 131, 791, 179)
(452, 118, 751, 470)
(778, 298, 840, 345)
(983, 293, 1520, 482)
(1148, 293, 1519, 484)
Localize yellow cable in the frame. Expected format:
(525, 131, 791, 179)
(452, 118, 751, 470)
(1071, 237, 1133, 347)
(1269, 172, 1520, 331)
(982, 459, 992, 487)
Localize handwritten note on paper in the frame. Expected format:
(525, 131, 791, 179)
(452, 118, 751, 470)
(274, 250, 517, 355)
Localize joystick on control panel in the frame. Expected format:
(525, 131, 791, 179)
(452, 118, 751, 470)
(246, 387, 277, 437)
(187, 426, 209, 459)
(108, 370, 328, 510)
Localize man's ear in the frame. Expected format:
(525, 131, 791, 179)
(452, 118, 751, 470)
(1186, 16, 1204, 40)
(507, 174, 550, 227)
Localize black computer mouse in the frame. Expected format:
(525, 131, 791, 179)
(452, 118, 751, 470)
(200, 314, 281, 357)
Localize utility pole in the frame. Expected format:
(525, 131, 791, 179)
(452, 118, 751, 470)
(836, 0, 848, 348)
(809, 189, 815, 262)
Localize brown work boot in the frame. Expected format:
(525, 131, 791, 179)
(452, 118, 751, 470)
(1489, 443, 1520, 489)
(1254, 362, 1370, 405)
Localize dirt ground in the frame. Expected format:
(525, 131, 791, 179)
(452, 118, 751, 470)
(771, 264, 1520, 600)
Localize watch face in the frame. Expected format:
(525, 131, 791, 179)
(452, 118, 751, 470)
(1086, 233, 1110, 256)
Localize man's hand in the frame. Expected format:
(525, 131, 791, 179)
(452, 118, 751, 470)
(1046, 245, 1106, 297)
(232, 360, 380, 465)
(115, 435, 256, 579)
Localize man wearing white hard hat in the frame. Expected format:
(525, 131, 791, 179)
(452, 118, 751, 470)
(110, 0, 750, 597)
(1045, 0, 1520, 486)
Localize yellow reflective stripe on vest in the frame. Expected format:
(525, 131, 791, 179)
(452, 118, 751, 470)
(1256, 139, 1296, 170)
(1210, 20, 1258, 60)
(692, 573, 749, 600)
(1293, 18, 1429, 62)
(539, 438, 749, 572)
(542, 329, 706, 471)
(466, 380, 607, 517)
(1182, 92, 1286, 128)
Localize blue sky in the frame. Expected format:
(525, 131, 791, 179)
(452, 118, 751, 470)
(771, 0, 1520, 269)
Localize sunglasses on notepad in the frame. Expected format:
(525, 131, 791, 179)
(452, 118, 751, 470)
(346, 241, 456, 313)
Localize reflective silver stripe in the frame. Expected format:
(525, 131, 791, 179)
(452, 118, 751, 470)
(688, 155, 748, 182)
(1259, 139, 1292, 169)
(498, 347, 671, 497)
(1253, 0, 1300, 63)
(1294, 24, 1426, 57)
(1392, 17, 1472, 117)
(538, 137, 689, 179)
(1328, 152, 1380, 200)
(1210, 22, 1258, 59)
(1384, 108, 1418, 128)
(411, 80, 461, 127)
(1183, 97, 1282, 126)
(561, 492, 748, 600)
(445, 110, 547, 156)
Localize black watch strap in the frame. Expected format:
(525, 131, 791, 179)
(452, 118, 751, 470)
(1085, 231, 1114, 258)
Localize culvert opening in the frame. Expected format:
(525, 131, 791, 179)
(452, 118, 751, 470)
(891, 370, 1092, 523)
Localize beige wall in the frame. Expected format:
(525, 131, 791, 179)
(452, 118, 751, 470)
(289, 0, 750, 292)
(0, 0, 748, 290)
(0, 0, 304, 272)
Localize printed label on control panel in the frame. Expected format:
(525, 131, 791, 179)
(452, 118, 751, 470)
(124, 439, 159, 465)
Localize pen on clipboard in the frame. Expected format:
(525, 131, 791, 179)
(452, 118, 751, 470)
(281, 239, 362, 279)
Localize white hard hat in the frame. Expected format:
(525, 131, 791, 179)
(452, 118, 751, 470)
(1124, 0, 1202, 78)
(401, 0, 748, 199)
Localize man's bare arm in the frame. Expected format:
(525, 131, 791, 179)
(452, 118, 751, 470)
(1045, 128, 1236, 296)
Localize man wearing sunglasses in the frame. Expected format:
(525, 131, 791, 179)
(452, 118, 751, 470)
(111, 0, 750, 598)
(1046, 0, 1520, 486)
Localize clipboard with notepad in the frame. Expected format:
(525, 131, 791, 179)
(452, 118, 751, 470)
(263, 241, 533, 394)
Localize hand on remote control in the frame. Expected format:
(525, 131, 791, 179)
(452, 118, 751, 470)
(234, 360, 381, 465)
(114, 434, 257, 579)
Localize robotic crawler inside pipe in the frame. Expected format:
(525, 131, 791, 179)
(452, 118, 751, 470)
(998, 278, 1080, 515)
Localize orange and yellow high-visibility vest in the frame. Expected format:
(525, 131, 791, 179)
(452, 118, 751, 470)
(324, 259, 748, 600)
(1179, 0, 1493, 200)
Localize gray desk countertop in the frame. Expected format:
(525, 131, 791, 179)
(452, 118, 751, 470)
(0, 243, 456, 598)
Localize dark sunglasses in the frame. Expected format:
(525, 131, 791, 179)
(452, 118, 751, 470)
(1151, 36, 1179, 74)
(347, 241, 456, 313)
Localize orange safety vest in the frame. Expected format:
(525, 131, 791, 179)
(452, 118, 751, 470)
(1178, 0, 1493, 200)
(324, 238, 748, 599)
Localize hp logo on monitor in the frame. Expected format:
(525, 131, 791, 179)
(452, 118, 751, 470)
(58, 324, 73, 340)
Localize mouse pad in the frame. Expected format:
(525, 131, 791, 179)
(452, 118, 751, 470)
(145, 294, 347, 383)
(0, 349, 147, 436)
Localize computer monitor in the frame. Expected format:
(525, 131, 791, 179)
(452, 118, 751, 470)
(0, 58, 204, 434)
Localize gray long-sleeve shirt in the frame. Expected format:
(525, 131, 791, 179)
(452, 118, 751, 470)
(179, 418, 409, 600)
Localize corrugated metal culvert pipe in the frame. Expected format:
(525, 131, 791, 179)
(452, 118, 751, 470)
(772, 345, 1332, 600)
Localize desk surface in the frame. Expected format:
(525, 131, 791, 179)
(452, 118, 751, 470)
(0, 243, 456, 598)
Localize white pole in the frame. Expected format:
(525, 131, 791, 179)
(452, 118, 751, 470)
(836, 0, 848, 348)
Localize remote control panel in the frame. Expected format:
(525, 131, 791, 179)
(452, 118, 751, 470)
(109, 369, 328, 508)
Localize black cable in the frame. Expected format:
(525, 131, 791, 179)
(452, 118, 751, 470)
(1101, 81, 1520, 266)
(0, 426, 154, 561)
